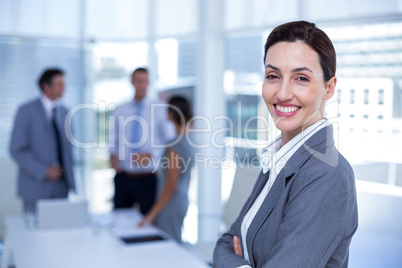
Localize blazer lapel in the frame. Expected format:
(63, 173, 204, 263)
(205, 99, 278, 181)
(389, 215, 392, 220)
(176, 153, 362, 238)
(246, 125, 334, 267)
(235, 170, 269, 260)
(243, 171, 270, 213)
(246, 170, 286, 267)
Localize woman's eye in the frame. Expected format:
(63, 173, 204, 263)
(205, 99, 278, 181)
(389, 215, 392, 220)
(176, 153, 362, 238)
(266, 74, 278, 79)
(296, 76, 309, 82)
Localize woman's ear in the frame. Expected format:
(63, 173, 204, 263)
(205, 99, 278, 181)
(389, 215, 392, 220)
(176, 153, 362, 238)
(324, 76, 337, 101)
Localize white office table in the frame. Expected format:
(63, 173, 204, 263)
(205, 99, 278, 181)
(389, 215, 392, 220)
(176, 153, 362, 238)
(1, 210, 209, 268)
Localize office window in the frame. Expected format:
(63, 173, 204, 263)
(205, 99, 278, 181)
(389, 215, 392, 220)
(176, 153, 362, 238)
(225, 36, 263, 76)
(350, 89, 355, 104)
(156, 38, 178, 85)
(326, 21, 402, 190)
(92, 42, 149, 142)
(223, 35, 265, 134)
(0, 37, 83, 159)
(222, 34, 267, 170)
(227, 95, 260, 140)
(178, 41, 197, 78)
(378, 89, 384, 105)
(91, 42, 149, 212)
(92, 41, 149, 154)
(93, 41, 149, 104)
(86, 0, 149, 39)
(364, 89, 369, 104)
(337, 89, 341, 103)
(155, 0, 198, 36)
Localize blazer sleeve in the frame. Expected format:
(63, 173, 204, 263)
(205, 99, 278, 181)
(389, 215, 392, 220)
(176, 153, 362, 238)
(213, 173, 267, 267)
(260, 163, 357, 268)
(213, 217, 252, 267)
(9, 106, 48, 181)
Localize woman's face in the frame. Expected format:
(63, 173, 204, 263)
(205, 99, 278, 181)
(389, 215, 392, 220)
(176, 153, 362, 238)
(262, 40, 336, 143)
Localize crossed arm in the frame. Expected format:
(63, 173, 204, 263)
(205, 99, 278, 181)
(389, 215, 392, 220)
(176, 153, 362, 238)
(213, 167, 356, 268)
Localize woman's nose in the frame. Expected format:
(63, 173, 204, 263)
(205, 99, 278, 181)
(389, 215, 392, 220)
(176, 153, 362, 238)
(276, 81, 293, 102)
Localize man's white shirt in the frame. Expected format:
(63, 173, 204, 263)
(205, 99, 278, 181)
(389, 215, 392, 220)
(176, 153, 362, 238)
(109, 97, 175, 173)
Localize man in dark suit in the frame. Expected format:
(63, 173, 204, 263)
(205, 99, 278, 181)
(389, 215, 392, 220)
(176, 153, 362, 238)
(10, 68, 76, 213)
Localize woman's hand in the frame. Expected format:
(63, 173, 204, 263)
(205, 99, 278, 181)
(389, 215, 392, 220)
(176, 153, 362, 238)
(233, 236, 243, 257)
(138, 149, 180, 228)
(138, 213, 156, 227)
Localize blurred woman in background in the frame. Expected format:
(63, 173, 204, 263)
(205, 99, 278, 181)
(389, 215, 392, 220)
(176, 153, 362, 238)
(139, 95, 195, 243)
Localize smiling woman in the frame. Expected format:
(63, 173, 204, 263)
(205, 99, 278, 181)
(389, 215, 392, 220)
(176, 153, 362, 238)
(263, 40, 336, 144)
(213, 21, 358, 268)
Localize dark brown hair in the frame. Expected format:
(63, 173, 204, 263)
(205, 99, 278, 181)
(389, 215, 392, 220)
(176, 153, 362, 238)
(168, 95, 193, 126)
(264, 21, 336, 82)
(38, 68, 64, 91)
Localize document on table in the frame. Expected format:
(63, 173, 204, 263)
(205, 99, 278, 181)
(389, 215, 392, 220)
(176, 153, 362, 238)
(111, 223, 161, 238)
(111, 223, 167, 244)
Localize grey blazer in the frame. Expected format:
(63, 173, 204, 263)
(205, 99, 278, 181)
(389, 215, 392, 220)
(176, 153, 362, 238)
(213, 125, 358, 268)
(9, 98, 75, 200)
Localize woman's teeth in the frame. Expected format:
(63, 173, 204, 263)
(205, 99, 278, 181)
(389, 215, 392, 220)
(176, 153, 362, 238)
(276, 105, 300, 113)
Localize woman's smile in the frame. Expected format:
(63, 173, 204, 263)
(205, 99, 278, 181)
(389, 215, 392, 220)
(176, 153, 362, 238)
(274, 104, 301, 117)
